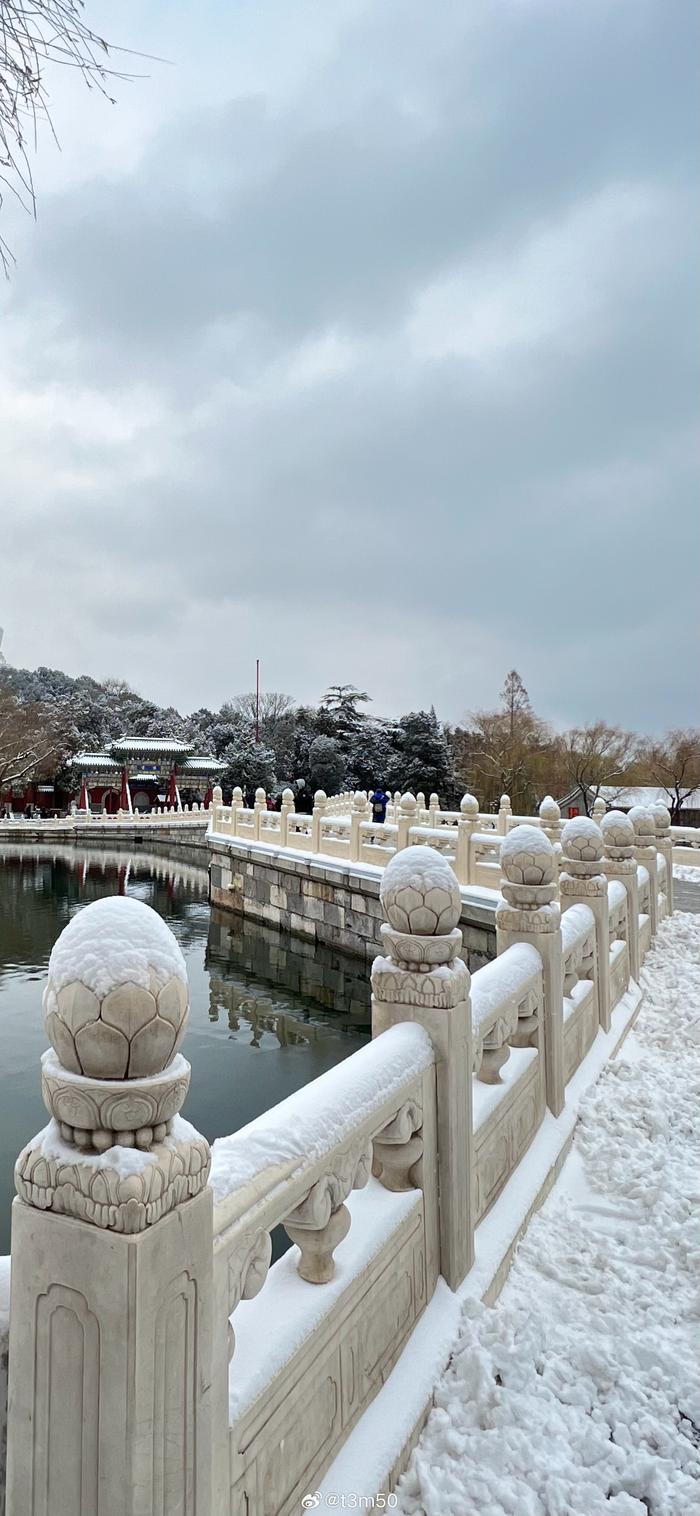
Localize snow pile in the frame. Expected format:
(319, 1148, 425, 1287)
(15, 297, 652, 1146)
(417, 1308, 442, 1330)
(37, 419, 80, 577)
(396, 910, 700, 1516)
(380, 845, 460, 895)
(209, 1022, 433, 1203)
(674, 865, 700, 884)
(470, 944, 541, 1034)
(31, 1112, 200, 1177)
(501, 825, 551, 861)
(46, 895, 187, 999)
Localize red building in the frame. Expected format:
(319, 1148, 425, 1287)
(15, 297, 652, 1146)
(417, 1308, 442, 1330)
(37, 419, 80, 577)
(70, 737, 225, 814)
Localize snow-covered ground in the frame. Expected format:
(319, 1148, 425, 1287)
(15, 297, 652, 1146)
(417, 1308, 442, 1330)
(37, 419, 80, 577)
(674, 865, 700, 885)
(395, 910, 700, 1516)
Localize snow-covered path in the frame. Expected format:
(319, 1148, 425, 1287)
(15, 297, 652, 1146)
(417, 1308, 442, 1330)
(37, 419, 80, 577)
(396, 911, 700, 1516)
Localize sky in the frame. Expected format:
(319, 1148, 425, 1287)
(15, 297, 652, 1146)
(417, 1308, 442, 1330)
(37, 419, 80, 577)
(1, 0, 697, 733)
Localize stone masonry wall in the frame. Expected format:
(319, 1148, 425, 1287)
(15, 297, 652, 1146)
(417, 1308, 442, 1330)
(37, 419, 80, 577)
(208, 839, 495, 971)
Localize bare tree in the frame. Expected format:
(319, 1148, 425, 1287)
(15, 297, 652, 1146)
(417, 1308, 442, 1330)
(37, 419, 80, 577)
(561, 722, 638, 814)
(0, 689, 64, 793)
(0, 1, 138, 271)
(640, 728, 700, 823)
(225, 692, 296, 728)
(500, 670, 532, 742)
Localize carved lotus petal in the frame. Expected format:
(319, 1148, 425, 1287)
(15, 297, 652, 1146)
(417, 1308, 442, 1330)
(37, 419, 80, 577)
(117, 1174, 145, 1203)
(561, 817, 603, 863)
(170, 1020, 188, 1061)
(45, 1012, 81, 1075)
(127, 1017, 177, 1078)
(501, 825, 556, 886)
(90, 1171, 112, 1206)
(28, 1155, 50, 1187)
(103, 1093, 156, 1131)
(101, 984, 157, 1036)
(381, 846, 461, 936)
(56, 982, 101, 1035)
(75, 1020, 129, 1079)
(156, 977, 188, 1029)
(169, 1149, 186, 1179)
(50, 1088, 100, 1129)
(149, 1166, 165, 1202)
(601, 810, 634, 848)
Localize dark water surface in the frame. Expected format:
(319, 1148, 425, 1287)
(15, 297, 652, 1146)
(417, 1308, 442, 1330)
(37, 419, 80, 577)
(0, 843, 371, 1252)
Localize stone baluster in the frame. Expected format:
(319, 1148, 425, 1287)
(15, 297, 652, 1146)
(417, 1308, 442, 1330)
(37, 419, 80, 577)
(498, 793, 512, 834)
(280, 786, 294, 846)
(651, 801, 673, 915)
(455, 793, 479, 885)
(428, 792, 440, 827)
(212, 781, 223, 829)
(475, 1012, 515, 1084)
(311, 788, 327, 853)
(559, 817, 610, 1031)
(496, 825, 564, 1116)
(252, 785, 266, 841)
(396, 792, 417, 851)
(350, 790, 365, 861)
(393, 790, 402, 823)
(230, 784, 243, 837)
(283, 1140, 373, 1283)
(539, 795, 563, 850)
(600, 811, 640, 981)
(592, 796, 607, 828)
(6, 896, 213, 1516)
(372, 1100, 424, 1191)
(371, 846, 473, 1287)
(628, 805, 659, 936)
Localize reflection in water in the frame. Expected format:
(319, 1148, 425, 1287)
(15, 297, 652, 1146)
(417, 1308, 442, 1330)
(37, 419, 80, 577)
(0, 844, 370, 1252)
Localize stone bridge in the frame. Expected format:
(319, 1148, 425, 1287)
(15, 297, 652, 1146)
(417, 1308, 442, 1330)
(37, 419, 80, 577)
(0, 806, 678, 1514)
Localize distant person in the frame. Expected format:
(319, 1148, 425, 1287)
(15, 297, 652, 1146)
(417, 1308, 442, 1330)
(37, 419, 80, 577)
(371, 786, 389, 824)
(296, 786, 314, 815)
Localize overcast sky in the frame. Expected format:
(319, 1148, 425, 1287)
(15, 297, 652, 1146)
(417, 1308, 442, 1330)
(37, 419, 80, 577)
(1, 0, 697, 732)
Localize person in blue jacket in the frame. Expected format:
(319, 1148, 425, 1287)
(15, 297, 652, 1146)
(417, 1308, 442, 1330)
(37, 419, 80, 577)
(371, 786, 389, 823)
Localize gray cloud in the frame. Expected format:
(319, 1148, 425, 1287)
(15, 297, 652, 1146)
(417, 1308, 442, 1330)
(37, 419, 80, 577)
(0, 0, 697, 732)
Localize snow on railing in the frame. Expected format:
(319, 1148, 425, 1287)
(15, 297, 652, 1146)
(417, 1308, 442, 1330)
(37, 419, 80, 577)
(209, 1019, 436, 1508)
(2, 817, 673, 1516)
(210, 786, 691, 899)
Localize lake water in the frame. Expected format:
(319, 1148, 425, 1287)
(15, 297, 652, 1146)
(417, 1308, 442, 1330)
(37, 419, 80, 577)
(0, 842, 371, 1252)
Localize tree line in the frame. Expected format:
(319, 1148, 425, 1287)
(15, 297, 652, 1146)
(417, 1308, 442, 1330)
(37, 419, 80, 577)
(0, 665, 697, 821)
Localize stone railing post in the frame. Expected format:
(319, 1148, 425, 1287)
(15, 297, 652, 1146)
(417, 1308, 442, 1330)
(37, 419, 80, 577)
(428, 792, 440, 827)
(371, 846, 473, 1287)
(416, 791, 427, 821)
(559, 817, 610, 1032)
(211, 782, 223, 830)
(280, 786, 294, 846)
(253, 786, 267, 842)
(231, 784, 243, 836)
(592, 796, 607, 828)
(601, 811, 640, 981)
(455, 793, 479, 885)
(350, 790, 365, 861)
(629, 805, 659, 936)
(6, 896, 213, 1516)
(497, 793, 512, 834)
(311, 789, 327, 853)
(396, 792, 417, 851)
(496, 826, 564, 1115)
(539, 795, 563, 851)
(651, 802, 673, 916)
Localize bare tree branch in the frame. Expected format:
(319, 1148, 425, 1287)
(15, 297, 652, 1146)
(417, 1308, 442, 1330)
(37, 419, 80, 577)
(0, 0, 151, 272)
